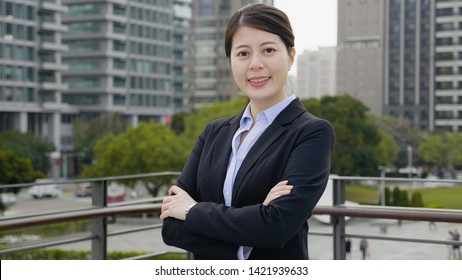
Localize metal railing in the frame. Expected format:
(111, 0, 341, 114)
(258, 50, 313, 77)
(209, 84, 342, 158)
(1, 173, 462, 260)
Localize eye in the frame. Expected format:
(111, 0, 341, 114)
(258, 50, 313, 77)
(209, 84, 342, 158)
(237, 51, 249, 57)
(264, 48, 276, 54)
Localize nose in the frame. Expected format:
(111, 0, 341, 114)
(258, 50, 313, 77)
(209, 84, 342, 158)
(249, 54, 264, 70)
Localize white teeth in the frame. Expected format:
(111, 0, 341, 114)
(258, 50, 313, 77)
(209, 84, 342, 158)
(249, 77, 270, 83)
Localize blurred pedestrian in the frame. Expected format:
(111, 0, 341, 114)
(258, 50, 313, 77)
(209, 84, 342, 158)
(360, 238, 369, 260)
(345, 238, 352, 259)
(447, 230, 454, 260)
(453, 229, 461, 260)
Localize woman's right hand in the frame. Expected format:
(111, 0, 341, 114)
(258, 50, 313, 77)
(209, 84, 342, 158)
(263, 180, 293, 206)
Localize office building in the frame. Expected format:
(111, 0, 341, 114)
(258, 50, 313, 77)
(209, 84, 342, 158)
(434, 0, 462, 131)
(0, 0, 68, 179)
(383, 0, 434, 131)
(189, 0, 273, 110)
(297, 47, 337, 100)
(336, 0, 384, 116)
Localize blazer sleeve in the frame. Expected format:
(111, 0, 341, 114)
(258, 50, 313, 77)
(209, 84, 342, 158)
(183, 118, 335, 248)
(161, 122, 239, 259)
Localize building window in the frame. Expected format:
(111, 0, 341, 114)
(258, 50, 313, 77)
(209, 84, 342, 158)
(113, 76, 126, 88)
(63, 94, 100, 105)
(67, 3, 101, 16)
(68, 40, 100, 52)
(113, 40, 125, 52)
(27, 5, 34, 20)
(113, 4, 126, 16)
(69, 22, 101, 34)
(113, 58, 125, 70)
(27, 67, 34, 82)
(65, 77, 101, 89)
(113, 94, 125, 105)
(5, 65, 14, 80)
(113, 22, 126, 34)
(65, 58, 101, 71)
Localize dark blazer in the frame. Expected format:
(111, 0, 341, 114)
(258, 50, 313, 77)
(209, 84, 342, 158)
(162, 98, 335, 259)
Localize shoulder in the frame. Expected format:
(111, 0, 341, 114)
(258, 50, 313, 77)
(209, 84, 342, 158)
(281, 98, 333, 132)
(199, 114, 240, 138)
(206, 114, 239, 130)
(294, 111, 335, 140)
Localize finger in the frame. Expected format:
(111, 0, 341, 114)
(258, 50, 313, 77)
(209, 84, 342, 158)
(163, 196, 171, 204)
(276, 180, 289, 186)
(270, 185, 293, 194)
(168, 185, 179, 196)
(161, 203, 169, 213)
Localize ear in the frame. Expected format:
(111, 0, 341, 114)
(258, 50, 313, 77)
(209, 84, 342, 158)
(289, 47, 296, 70)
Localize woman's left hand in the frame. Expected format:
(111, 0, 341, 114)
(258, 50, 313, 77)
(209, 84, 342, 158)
(160, 185, 197, 221)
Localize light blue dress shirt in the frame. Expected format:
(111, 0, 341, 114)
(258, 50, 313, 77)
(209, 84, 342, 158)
(222, 95, 296, 259)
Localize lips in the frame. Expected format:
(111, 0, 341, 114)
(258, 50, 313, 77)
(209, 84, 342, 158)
(248, 77, 271, 83)
(248, 76, 271, 88)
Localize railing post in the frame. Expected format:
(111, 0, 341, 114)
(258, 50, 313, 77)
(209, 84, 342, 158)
(332, 177, 346, 260)
(91, 180, 108, 260)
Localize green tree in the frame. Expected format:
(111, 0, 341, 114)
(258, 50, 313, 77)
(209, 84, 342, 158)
(170, 111, 189, 135)
(0, 131, 55, 174)
(73, 113, 128, 172)
(0, 147, 44, 213)
(410, 191, 424, 207)
(392, 186, 401, 206)
(81, 121, 185, 196)
(375, 116, 425, 169)
(418, 132, 462, 178)
(302, 95, 383, 176)
(398, 189, 409, 207)
(374, 129, 400, 168)
(384, 187, 392, 206)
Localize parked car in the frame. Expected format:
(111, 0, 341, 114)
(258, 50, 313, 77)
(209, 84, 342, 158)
(75, 184, 92, 197)
(29, 179, 61, 199)
(1, 192, 16, 206)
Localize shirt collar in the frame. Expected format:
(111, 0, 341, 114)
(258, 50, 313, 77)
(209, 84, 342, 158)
(239, 95, 296, 126)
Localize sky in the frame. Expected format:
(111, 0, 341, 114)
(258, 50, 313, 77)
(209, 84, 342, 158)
(273, 0, 337, 74)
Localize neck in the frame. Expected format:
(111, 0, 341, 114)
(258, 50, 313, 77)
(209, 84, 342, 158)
(249, 95, 287, 119)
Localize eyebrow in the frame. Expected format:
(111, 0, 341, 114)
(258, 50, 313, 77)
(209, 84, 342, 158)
(234, 41, 278, 50)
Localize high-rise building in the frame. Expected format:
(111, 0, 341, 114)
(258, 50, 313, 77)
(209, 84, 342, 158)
(434, 0, 462, 132)
(61, 0, 176, 129)
(173, 0, 193, 113)
(336, 0, 384, 116)
(189, 0, 273, 110)
(297, 47, 337, 100)
(383, 0, 434, 131)
(0, 0, 69, 178)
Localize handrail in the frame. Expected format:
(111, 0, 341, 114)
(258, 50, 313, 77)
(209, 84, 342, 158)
(0, 204, 162, 231)
(2, 203, 462, 232)
(313, 205, 462, 223)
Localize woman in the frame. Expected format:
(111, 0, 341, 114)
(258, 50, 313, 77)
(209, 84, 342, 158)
(161, 3, 335, 260)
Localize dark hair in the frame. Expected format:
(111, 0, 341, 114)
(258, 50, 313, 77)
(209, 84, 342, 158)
(224, 3, 295, 59)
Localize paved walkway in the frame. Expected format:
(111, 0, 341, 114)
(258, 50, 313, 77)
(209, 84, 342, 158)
(48, 216, 461, 260)
(308, 217, 460, 260)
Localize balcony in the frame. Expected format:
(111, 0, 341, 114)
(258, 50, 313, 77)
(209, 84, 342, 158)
(1, 173, 461, 260)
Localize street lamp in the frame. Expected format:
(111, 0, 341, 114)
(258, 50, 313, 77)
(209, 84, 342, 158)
(378, 165, 386, 206)
(407, 145, 413, 178)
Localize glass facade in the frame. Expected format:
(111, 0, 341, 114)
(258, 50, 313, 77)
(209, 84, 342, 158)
(384, 0, 432, 130)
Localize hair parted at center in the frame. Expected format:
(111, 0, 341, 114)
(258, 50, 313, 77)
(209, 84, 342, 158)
(224, 3, 295, 59)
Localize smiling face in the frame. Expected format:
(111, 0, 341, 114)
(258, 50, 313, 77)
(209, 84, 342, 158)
(230, 26, 295, 110)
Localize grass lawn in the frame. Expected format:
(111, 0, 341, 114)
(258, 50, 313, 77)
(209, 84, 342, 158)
(345, 185, 462, 210)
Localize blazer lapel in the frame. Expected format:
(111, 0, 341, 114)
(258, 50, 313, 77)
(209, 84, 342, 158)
(210, 114, 241, 203)
(231, 98, 306, 203)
